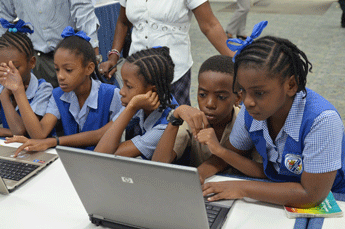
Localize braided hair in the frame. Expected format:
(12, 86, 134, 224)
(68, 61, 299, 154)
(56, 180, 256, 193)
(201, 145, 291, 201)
(233, 36, 312, 95)
(126, 46, 175, 111)
(0, 23, 34, 61)
(55, 34, 103, 82)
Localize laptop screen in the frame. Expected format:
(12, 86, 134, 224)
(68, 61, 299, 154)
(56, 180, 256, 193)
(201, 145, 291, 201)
(56, 146, 221, 229)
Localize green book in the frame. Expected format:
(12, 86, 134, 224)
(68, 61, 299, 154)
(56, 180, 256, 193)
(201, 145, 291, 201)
(284, 192, 344, 218)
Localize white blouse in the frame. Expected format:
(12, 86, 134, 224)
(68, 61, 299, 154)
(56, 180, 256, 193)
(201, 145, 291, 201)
(119, 0, 207, 83)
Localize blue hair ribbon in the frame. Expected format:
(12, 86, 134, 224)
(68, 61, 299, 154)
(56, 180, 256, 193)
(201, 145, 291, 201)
(61, 26, 90, 42)
(227, 21, 268, 62)
(0, 18, 34, 34)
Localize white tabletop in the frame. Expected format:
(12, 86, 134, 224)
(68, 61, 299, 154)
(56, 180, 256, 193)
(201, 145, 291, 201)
(0, 141, 344, 229)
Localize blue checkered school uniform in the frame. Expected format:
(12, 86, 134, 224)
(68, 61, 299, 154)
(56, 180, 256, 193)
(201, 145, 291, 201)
(46, 79, 121, 150)
(230, 88, 345, 193)
(0, 73, 53, 129)
(113, 96, 179, 159)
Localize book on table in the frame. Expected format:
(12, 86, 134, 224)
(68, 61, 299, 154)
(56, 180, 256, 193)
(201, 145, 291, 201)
(284, 192, 343, 218)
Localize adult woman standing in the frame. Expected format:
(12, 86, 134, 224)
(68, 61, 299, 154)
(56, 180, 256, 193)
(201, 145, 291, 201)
(99, 0, 234, 106)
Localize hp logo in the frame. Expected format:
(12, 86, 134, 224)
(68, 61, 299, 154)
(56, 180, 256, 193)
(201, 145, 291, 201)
(121, 177, 134, 184)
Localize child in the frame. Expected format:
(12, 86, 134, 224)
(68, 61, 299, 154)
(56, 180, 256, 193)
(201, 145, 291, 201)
(152, 55, 247, 184)
(0, 18, 53, 137)
(202, 21, 345, 208)
(1, 26, 121, 154)
(95, 47, 178, 159)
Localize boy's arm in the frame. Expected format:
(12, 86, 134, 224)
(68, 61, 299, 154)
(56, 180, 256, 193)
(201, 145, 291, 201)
(197, 155, 229, 184)
(196, 128, 266, 178)
(151, 123, 179, 163)
(152, 105, 207, 163)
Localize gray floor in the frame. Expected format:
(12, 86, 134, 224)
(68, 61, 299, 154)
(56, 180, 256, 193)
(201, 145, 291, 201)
(189, 1, 345, 124)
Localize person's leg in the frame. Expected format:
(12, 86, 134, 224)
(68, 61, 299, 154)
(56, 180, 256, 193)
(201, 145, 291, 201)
(170, 69, 191, 106)
(33, 51, 59, 88)
(340, 0, 345, 27)
(237, 0, 251, 37)
(225, 0, 250, 37)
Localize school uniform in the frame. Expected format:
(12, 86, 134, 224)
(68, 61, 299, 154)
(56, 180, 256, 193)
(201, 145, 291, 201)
(46, 78, 122, 150)
(0, 73, 53, 128)
(112, 95, 179, 160)
(230, 88, 345, 193)
(173, 106, 241, 167)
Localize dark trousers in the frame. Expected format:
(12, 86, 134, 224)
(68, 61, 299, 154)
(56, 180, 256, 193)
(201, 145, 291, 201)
(170, 69, 191, 106)
(33, 51, 59, 88)
(340, 0, 345, 27)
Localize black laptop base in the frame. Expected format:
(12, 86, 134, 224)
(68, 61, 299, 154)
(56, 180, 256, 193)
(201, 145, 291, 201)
(90, 203, 230, 229)
(90, 215, 143, 229)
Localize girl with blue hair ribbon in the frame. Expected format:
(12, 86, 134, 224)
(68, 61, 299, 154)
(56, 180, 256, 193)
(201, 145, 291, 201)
(0, 18, 53, 137)
(2, 26, 122, 155)
(202, 21, 345, 208)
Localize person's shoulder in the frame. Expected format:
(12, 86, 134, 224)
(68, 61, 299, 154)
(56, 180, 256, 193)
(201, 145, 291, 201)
(52, 87, 64, 96)
(37, 79, 53, 91)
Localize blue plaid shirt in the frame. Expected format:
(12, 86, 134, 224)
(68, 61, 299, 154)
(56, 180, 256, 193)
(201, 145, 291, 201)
(0, 0, 99, 52)
(0, 73, 53, 116)
(112, 105, 169, 159)
(230, 90, 343, 173)
(46, 79, 121, 131)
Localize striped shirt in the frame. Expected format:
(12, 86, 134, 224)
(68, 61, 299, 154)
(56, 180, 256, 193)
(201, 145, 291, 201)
(0, 73, 53, 116)
(46, 78, 121, 131)
(0, 0, 99, 52)
(112, 105, 169, 159)
(230, 90, 343, 174)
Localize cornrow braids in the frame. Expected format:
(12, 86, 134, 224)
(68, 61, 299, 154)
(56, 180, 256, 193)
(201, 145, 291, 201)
(0, 29, 34, 61)
(233, 36, 312, 95)
(55, 34, 104, 83)
(199, 55, 234, 76)
(126, 46, 175, 111)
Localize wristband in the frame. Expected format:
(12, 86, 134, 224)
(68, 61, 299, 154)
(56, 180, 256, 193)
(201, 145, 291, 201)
(167, 109, 184, 126)
(54, 136, 60, 146)
(107, 49, 121, 59)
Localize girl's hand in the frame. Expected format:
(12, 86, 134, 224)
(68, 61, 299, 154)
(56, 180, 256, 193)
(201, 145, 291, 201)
(202, 181, 245, 201)
(175, 105, 209, 137)
(195, 128, 221, 154)
(4, 135, 29, 144)
(6, 137, 54, 158)
(129, 91, 160, 111)
(0, 61, 24, 93)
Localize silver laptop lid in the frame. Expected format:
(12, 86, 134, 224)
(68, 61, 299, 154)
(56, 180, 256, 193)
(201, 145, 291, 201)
(0, 177, 9, 195)
(56, 145, 210, 229)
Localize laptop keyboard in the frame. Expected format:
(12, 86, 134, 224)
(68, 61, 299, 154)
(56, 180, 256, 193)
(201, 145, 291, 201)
(205, 202, 222, 227)
(0, 159, 39, 181)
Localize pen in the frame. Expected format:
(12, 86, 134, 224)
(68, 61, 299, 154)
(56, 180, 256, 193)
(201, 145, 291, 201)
(106, 58, 124, 74)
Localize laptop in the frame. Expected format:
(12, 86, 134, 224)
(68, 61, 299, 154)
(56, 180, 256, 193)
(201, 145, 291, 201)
(0, 144, 58, 194)
(56, 145, 233, 229)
